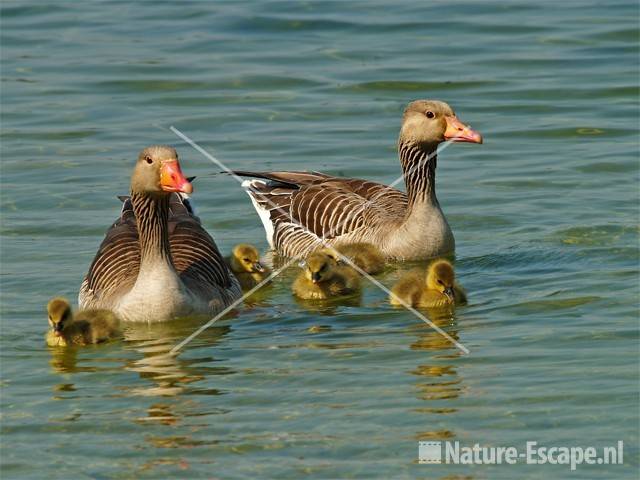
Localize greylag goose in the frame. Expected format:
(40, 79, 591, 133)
(390, 259, 466, 308)
(78, 146, 242, 322)
(234, 100, 482, 260)
(292, 250, 360, 300)
(225, 243, 272, 290)
(46, 297, 121, 347)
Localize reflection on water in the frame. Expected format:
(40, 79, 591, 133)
(241, 287, 275, 309)
(135, 403, 180, 426)
(122, 319, 234, 397)
(409, 308, 463, 442)
(293, 293, 362, 315)
(48, 346, 82, 374)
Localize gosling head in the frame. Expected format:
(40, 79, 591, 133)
(130, 145, 193, 196)
(231, 244, 266, 273)
(426, 259, 457, 303)
(47, 297, 73, 337)
(399, 100, 482, 148)
(303, 252, 338, 284)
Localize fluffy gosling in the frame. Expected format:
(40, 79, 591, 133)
(328, 242, 386, 275)
(292, 251, 361, 300)
(226, 243, 271, 290)
(46, 297, 121, 347)
(390, 259, 466, 308)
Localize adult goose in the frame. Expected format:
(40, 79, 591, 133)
(234, 100, 482, 261)
(78, 146, 242, 322)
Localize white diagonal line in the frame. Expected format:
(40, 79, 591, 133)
(170, 126, 469, 355)
(169, 259, 296, 355)
(170, 126, 248, 186)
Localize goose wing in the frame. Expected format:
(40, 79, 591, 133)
(167, 195, 238, 296)
(78, 199, 140, 310)
(234, 171, 407, 257)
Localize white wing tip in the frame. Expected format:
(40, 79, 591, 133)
(241, 179, 265, 190)
(241, 182, 275, 249)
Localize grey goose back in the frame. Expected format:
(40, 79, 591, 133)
(78, 146, 242, 322)
(234, 100, 482, 260)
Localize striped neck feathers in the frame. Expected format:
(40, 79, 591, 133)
(131, 192, 174, 269)
(398, 140, 438, 207)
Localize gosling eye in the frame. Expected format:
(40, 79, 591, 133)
(437, 279, 444, 285)
(425, 111, 435, 119)
(243, 258, 251, 263)
(320, 264, 328, 271)
(145, 155, 153, 164)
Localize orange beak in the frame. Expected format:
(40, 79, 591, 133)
(444, 116, 483, 144)
(160, 160, 193, 194)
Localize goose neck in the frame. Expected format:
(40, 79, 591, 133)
(398, 140, 438, 207)
(131, 192, 174, 270)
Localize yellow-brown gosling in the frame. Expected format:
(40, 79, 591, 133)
(326, 242, 386, 275)
(292, 251, 361, 300)
(226, 243, 271, 290)
(390, 259, 466, 308)
(46, 297, 121, 347)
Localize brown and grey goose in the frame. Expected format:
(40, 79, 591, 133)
(78, 146, 242, 322)
(234, 100, 482, 261)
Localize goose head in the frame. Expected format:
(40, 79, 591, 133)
(47, 297, 72, 336)
(130, 145, 193, 196)
(304, 251, 339, 284)
(426, 259, 457, 303)
(231, 244, 266, 273)
(399, 100, 482, 148)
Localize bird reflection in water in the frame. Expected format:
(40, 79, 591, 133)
(293, 294, 362, 316)
(48, 346, 81, 374)
(409, 306, 464, 443)
(122, 317, 234, 397)
(47, 316, 235, 406)
(123, 317, 234, 475)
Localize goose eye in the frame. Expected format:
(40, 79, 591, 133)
(145, 156, 153, 164)
(437, 279, 444, 285)
(425, 111, 435, 119)
(243, 258, 251, 263)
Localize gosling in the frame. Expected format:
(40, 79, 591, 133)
(226, 243, 271, 290)
(292, 251, 361, 300)
(46, 297, 121, 347)
(329, 242, 386, 275)
(390, 259, 466, 308)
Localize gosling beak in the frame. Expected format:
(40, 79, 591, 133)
(311, 272, 321, 284)
(444, 116, 483, 144)
(253, 262, 265, 273)
(443, 287, 456, 303)
(160, 160, 193, 194)
(53, 324, 63, 335)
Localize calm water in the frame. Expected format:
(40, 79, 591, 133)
(1, 1, 638, 478)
